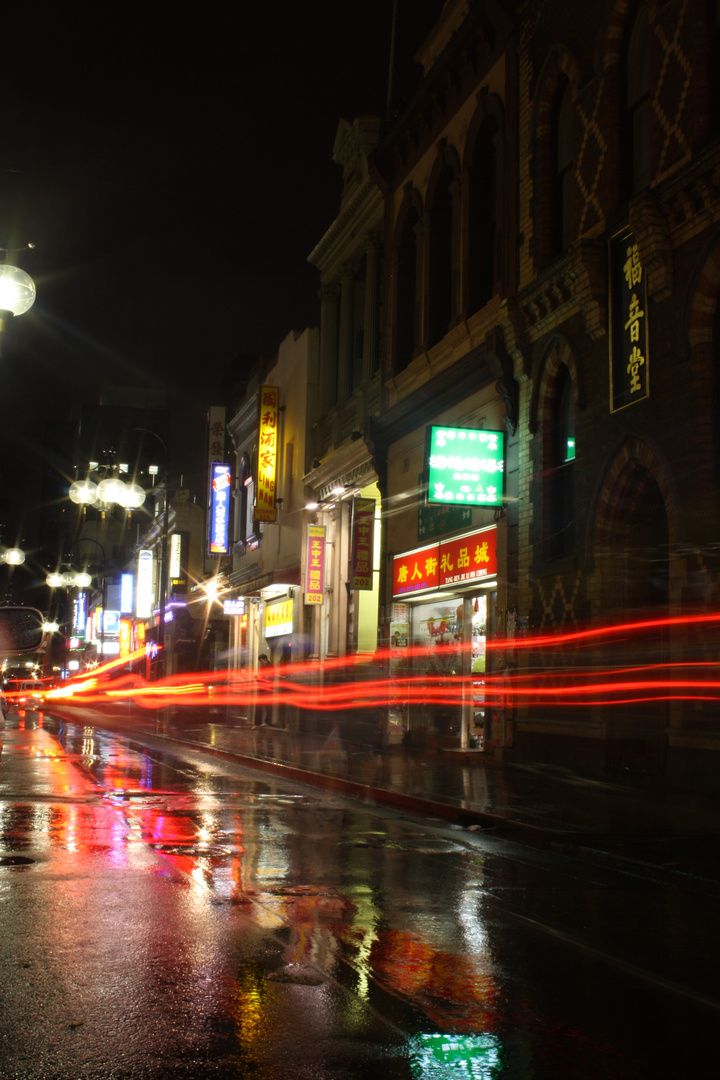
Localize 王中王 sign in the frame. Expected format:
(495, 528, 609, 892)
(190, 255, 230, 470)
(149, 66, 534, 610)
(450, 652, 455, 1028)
(305, 524, 325, 605)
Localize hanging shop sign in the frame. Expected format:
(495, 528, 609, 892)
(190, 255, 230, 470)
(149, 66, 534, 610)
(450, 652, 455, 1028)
(265, 597, 293, 637)
(393, 526, 497, 597)
(255, 385, 280, 523)
(208, 463, 232, 556)
(206, 405, 227, 547)
(169, 533, 182, 579)
(427, 426, 504, 508)
(305, 524, 326, 605)
(120, 573, 134, 615)
(72, 591, 87, 637)
(223, 598, 245, 616)
(136, 549, 154, 619)
(350, 498, 375, 590)
(610, 228, 649, 411)
(170, 532, 188, 593)
(119, 619, 132, 658)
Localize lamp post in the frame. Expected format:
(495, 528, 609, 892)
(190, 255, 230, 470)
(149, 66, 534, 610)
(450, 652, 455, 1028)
(69, 428, 170, 677)
(48, 536, 108, 666)
(122, 429, 169, 678)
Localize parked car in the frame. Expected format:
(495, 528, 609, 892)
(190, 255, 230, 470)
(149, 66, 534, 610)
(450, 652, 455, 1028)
(3, 679, 46, 707)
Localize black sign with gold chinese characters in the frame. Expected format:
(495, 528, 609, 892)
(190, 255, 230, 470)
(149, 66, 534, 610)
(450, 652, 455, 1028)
(610, 229, 649, 411)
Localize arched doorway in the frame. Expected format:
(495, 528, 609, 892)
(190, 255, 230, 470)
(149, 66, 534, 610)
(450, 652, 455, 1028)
(600, 461, 670, 775)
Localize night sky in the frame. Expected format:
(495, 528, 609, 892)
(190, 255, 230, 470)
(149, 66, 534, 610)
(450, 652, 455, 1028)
(0, 1, 440, 553)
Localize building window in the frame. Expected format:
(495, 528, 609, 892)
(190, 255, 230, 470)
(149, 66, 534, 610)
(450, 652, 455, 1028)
(467, 117, 499, 313)
(427, 165, 456, 347)
(627, 4, 652, 195)
(394, 201, 421, 374)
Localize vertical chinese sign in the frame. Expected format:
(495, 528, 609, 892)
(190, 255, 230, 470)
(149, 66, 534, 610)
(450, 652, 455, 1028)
(255, 386, 279, 523)
(610, 229, 649, 411)
(350, 498, 375, 590)
(208, 463, 232, 556)
(305, 524, 325, 605)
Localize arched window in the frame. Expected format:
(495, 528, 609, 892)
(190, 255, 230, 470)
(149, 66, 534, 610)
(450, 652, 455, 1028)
(467, 116, 499, 313)
(553, 78, 573, 255)
(427, 164, 456, 348)
(627, 4, 652, 194)
(394, 201, 421, 374)
(548, 365, 575, 558)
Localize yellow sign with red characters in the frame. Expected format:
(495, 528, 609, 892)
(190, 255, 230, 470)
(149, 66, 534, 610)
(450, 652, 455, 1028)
(255, 386, 279, 522)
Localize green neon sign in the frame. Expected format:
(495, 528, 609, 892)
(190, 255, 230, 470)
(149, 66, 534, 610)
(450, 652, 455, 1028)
(427, 426, 504, 508)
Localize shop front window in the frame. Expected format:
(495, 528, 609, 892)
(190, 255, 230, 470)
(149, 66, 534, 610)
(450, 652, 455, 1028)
(411, 598, 464, 739)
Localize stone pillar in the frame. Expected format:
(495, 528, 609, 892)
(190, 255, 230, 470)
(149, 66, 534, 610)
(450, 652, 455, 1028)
(362, 235, 381, 382)
(319, 284, 339, 415)
(338, 266, 355, 403)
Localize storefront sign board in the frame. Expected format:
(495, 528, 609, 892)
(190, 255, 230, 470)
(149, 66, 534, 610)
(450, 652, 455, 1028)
(208, 462, 232, 555)
(610, 228, 649, 411)
(266, 597, 293, 637)
(393, 527, 497, 597)
(305, 524, 325, 604)
(427, 427, 504, 508)
(255, 385, 280, 522)
(350, 498, 375, 590)
(438, 528, 497, 586)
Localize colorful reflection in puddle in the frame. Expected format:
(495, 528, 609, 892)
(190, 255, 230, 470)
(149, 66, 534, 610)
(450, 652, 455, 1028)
(408, 1033, 503, 1078)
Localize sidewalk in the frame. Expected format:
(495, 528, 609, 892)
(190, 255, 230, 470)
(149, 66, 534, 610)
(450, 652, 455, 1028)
(59, 702, 720, 889)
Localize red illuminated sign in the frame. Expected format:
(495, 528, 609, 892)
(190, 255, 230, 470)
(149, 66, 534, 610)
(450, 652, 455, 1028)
(351, 498, 375, 590)
(393, 527, 497, 597)
(305, 524, 326, 605)
(438, 529, 497, 586)
(392, 542, 440, 596)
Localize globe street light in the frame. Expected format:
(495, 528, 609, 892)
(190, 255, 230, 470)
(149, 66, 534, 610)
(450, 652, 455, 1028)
(0, 262, 36, 357)
(1, 547, 26, 566)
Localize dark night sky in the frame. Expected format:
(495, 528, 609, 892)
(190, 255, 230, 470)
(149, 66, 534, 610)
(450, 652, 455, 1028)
(0, 1, 440, 549)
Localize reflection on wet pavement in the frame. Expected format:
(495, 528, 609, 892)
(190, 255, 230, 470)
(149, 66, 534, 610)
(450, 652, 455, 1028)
(1, 711, 718, 1078)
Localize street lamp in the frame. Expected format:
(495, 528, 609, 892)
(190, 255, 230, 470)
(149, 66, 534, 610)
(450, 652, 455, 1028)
(47, 539, 108, 663)
(1, 547, 26, 566)
(0, 259, 36, 357)
(70, 428, 168, 676)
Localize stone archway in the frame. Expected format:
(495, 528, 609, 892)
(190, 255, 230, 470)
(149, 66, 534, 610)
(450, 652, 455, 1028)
(593, 439, 671, 774)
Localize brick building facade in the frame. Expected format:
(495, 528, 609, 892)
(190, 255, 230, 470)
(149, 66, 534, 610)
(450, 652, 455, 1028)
(509, 0, 720, 781)
(362, 0, 720, 777)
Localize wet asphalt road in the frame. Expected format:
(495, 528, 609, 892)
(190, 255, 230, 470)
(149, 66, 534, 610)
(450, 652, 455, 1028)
(1, 709, 719, 1079)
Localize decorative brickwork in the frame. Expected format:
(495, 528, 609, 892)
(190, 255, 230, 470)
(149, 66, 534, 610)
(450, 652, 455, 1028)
(653, 0, 692, 181)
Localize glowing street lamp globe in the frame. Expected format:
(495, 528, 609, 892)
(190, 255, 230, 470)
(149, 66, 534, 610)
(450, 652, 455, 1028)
(122, 483, 146, 509)
(0, 265, 36, 317)
(96, 477, 127, 505)
(69, 479, 98, 505)
(1, 547, 25, 565)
